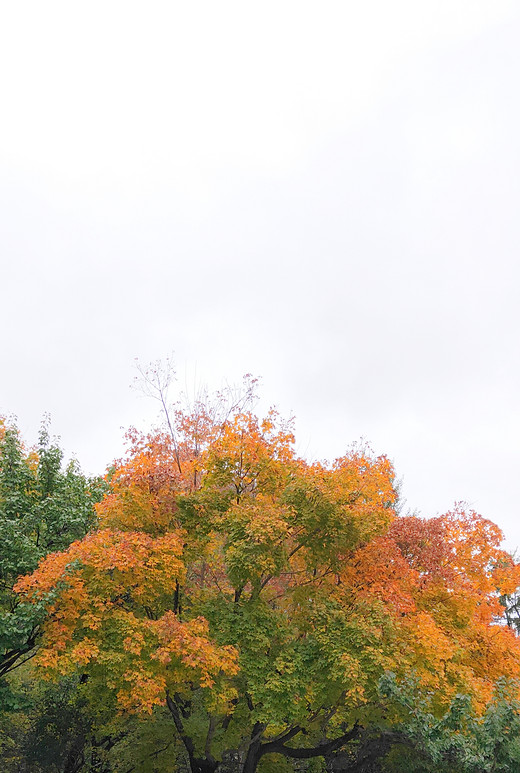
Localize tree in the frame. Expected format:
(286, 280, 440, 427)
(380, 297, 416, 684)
(377, 673, 520, 772)
(15, 391, 520, 773)
(0, 417, 104, 683)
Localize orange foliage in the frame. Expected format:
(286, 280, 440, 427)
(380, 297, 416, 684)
(14, 401, 520, 728)
(15, 528, 238, 712)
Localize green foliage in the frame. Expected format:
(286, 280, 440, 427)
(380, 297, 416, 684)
(0, 417, 104, 682)
(24, 681, 179, 773)
(257, 754, 295, 772)
(380, 674, 520, 773)
(21, 676, 93, 773)
(0, 416, 108, 772)
(109, 710, 181, 772)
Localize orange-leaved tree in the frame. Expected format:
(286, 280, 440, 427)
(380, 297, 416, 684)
(15, 383, 520, 773)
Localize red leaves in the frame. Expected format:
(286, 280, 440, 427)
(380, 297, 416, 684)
(341, 536, 417, 615)
(389, 515, 454, 586)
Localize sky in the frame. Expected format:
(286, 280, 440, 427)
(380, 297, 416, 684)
(1, 1, 520, 550)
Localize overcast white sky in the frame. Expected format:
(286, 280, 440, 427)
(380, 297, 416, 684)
(2, 1, 520, 550)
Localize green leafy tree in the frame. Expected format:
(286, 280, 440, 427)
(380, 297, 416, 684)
(0, 417, 104, 682)
(379, 674, 520, 773)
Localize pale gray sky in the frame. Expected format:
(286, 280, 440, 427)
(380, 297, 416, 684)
(2, 1, 520, 549)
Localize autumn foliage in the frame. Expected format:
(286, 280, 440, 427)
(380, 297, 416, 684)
(14, 386, 520, 772)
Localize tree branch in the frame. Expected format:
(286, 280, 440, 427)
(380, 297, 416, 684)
(204, 716, 218, 763)
(261, 722, 362, 760)
(165, 691, 196, 760)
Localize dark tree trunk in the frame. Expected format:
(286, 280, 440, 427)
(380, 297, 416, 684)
(242, 743, 262, 773)
(239, 721, 265, 773)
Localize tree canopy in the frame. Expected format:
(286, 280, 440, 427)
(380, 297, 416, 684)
(11, 383, 520, 773)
